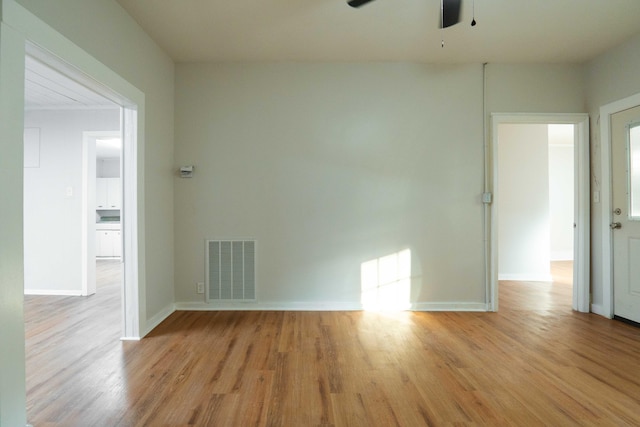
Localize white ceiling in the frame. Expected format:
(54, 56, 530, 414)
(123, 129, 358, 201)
(23, 0, 640, 109)
(25, 56, 117, 110)
(116, 0, 640, 63)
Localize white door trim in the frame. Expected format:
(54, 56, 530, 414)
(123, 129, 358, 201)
(489, 113, 590, 313)
(598, 92, 640, 318)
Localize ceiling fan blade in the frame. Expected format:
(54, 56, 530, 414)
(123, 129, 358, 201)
(347, 0, 376, 8)
(440, 0, 462, 28)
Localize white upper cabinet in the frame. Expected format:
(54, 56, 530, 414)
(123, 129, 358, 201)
(96, 177, 121, 210)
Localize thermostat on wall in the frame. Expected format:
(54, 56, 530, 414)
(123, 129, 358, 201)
(180, 165, 194, 178)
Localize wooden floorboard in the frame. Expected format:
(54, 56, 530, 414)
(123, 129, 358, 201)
(25, 261, 640, 426)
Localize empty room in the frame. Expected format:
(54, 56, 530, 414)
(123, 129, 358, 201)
(2, 0, 640, 425)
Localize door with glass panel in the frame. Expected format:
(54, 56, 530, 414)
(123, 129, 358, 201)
(611, 105, 640, 324)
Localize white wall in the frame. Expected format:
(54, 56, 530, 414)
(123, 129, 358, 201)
(498, 124, 552, 281)
(548, 124, 574, 260)
(97, 158, 120, 178)
(174, 63, 486, 308)
(23, 109, 119, 294)
(486, 64, 586, 114)
(586, 32, 640, 310)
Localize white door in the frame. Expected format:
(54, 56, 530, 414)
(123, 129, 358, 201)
(611, 105, 640, 323)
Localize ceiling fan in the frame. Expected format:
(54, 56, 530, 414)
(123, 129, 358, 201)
(347, 0, 462, 29)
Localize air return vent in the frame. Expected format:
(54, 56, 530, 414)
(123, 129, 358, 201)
(206, 240, 256, 302)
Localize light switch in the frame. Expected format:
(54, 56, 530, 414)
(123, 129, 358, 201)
(65, 186, 73, 198)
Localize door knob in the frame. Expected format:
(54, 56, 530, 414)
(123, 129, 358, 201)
(610, 222, 622, 229)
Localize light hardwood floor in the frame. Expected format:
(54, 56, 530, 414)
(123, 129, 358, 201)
(25, 261, 640, 426)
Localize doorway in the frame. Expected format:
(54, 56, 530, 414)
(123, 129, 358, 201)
(24, 42, 142, 339)
(81, 132, 123, 296)
(489, 114, 590, 312)
(23, 54, 122, 299)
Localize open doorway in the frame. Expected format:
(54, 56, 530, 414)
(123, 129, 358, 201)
(22, 50, 131, 422)
(23, 53, 122, 299)
(25, 42, 142, 339)
(94, 135, 123, 307)
(80, 132, 123, 297)
(495, 123, 574, 310)
(489, 114, 590, 313)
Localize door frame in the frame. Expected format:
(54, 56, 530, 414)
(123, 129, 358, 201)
(598, 92, 640, 318)
(489, 113, 590, 312)
(5, 0, 147, 340)
(26, 44, 142, 339)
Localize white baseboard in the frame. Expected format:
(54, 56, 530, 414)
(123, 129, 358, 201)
(24, 289, 82, 296)
(144, 303, 176, 336)
(174, 301, 489, 312)
(175, 301, 363, 311)
(550, 251, 574, 261)
(498, 273, 553, 282)
(411, 302, 489, 311)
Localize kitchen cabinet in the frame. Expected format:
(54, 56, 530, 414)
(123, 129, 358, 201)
(96, 225, 121, 258)
(96, 177, 121, 210)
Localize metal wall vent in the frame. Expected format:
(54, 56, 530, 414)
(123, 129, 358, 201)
(206, 240, 256, 301)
